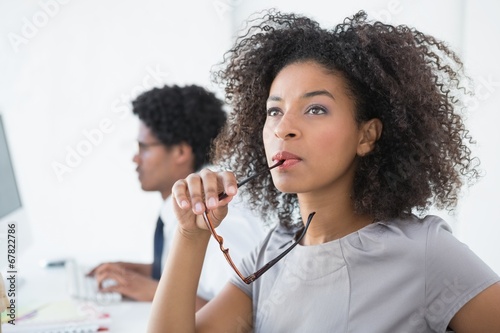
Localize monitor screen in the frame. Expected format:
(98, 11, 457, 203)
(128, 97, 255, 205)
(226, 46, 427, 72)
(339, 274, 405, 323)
(0, 114, 32, 275)
(0, 115, 22, 219)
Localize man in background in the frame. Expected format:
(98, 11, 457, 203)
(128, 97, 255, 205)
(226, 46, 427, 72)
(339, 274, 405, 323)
(90, 84, 266, 308)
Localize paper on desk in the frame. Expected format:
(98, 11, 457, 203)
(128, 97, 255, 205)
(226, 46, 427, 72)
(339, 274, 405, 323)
(1, 299, 110, 333)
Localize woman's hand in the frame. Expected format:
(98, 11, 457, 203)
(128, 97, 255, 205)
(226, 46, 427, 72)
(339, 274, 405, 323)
(171, 168, 238, 236)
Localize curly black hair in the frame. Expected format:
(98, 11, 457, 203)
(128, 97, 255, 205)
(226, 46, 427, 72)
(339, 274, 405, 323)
(132, 84, 227, 171)
(212, 10, 479, 227)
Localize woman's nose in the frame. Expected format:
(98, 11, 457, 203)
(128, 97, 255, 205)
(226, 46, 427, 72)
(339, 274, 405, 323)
(274, 112, 300, 140)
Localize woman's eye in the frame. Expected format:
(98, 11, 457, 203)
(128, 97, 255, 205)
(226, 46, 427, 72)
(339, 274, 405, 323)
(307, 105, 327, 115)
(267, 108, 281, 116)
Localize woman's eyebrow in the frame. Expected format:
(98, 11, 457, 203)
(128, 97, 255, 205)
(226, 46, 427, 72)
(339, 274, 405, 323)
(267, 95, 282, 102)
(267, 90, 335, 103)
(302, 90, 335, 100)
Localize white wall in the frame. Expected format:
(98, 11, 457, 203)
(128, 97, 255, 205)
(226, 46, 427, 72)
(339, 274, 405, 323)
(455, 0, 500, 274)
(0, 0, 233, 265)
(1, 0, 499, 272)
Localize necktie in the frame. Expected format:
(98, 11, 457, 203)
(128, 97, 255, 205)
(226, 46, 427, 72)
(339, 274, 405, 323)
(152, 216, 164, 280)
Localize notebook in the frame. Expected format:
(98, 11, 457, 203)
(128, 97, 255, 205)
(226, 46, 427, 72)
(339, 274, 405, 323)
(1, 299, 111, 333)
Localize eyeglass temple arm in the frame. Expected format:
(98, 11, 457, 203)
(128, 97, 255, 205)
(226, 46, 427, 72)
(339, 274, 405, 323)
(202, 211, 315, 284)
(242, 212, 315, 284)
(202, 211, 249, 282)
(218, 160, 284, 200)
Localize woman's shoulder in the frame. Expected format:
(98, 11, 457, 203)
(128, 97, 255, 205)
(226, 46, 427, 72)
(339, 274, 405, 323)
(263, 214, 453, 250)
(375, 214, 453, 241)
(378, 214, 496, 276)
(341, 214, 457, 265)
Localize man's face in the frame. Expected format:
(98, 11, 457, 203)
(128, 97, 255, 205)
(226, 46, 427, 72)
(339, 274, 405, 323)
(132, 122, 178, 197)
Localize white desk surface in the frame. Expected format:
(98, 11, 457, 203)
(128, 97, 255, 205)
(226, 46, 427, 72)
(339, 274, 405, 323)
(7, 244, 152, 332)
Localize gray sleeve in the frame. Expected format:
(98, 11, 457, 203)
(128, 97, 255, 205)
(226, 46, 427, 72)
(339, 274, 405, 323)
(424, 217, 500, 332)
(229, 252, 254, 298)
(229, 236, 268, 298)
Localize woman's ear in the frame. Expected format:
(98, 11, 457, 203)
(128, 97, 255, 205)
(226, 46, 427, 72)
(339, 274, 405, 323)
(357, 118, 383, 156)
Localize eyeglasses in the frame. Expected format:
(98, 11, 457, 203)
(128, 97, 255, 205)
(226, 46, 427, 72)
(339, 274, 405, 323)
(202, 161, 315, 284)
(137, 141, 163, 154)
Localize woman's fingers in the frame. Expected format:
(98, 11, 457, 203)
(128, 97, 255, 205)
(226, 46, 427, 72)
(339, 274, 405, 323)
(220, 170, 238, 202)
(172, 168, 238, 215)
(185, 172, 207, 214)
(199, 169, 220, 211)
(172, 179, 191, 210)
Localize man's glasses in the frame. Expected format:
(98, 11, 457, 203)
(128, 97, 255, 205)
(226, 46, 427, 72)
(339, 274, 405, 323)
(137, 141, 163, 154)
(202, 160, 315, 284)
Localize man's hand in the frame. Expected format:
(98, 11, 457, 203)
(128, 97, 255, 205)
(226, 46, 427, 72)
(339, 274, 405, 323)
(89, 261, 152, 277)
(89, 262, 158, 302)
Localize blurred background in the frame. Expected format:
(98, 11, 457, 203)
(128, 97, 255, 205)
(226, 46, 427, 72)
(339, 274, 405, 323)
(0, 0, 499, 272)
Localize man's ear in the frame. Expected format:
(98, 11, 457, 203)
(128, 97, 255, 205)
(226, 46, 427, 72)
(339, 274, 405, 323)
(357, 118, 383, 156)
(173, 142, 194, 165)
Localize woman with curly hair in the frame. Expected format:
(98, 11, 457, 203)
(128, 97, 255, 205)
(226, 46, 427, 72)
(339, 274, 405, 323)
(148, 10, 500, 332)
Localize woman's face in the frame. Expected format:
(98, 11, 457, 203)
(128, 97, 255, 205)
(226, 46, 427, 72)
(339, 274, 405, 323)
(263, 61, 364, 195)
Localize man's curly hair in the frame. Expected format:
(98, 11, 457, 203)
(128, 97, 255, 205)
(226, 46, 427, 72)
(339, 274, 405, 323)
(132, 84, 227, 171)
(212, 10, 479, 227)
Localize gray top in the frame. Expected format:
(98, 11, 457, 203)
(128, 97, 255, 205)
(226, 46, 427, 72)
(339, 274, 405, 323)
(231, 215, 499, 332)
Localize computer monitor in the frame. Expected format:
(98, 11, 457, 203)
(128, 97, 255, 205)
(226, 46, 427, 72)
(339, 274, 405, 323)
(0, 114, 32, 274)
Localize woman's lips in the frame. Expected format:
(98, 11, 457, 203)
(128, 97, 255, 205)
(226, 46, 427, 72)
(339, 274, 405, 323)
(280, 158, 300, 168)
(272, 151, 301, 169)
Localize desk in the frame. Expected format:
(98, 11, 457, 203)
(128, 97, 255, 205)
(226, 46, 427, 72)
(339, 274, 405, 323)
(8, 246, 151, 332)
